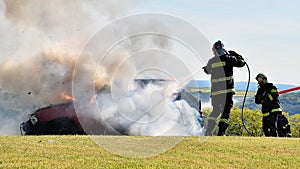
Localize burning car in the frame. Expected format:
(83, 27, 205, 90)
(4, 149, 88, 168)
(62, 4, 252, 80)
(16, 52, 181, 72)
(20, 102, 85, 135)
(20, 79, 204, 135)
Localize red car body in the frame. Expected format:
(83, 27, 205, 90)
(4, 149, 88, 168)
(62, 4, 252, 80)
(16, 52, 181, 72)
(20, 102, 85, 135)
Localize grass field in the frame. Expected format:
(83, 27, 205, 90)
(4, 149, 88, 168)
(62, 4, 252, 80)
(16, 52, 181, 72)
(0, 136, 299, 168)
(189, 87, 256, 97)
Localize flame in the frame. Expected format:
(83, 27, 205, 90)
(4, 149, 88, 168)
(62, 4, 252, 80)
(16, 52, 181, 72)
(61, 91, 76, 101)
(89, 94, 98, 104)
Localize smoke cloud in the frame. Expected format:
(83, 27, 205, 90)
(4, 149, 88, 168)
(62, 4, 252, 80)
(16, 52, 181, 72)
(0, 0, 203, 136)
(83, 81, 203, 136)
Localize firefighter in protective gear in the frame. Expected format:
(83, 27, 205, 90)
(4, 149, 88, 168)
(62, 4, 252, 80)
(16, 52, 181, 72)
(255, 73, 282, 137)
(203, 40, 245, 136)
(277, 112, 292, 137)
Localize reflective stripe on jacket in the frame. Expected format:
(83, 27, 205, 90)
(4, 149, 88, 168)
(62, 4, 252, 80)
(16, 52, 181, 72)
(204, 53, 245, 96)
(262, 108, 283, 116)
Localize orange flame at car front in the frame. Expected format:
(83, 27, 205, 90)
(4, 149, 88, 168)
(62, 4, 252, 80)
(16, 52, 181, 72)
(61, 91, 76, 101)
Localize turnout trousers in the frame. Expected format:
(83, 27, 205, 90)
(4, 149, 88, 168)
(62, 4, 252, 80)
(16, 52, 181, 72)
(262, 112, 278, 137)
(205, 93, 233, 136)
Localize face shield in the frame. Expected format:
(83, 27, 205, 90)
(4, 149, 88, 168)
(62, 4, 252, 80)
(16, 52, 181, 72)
(212, 40, 227, 56)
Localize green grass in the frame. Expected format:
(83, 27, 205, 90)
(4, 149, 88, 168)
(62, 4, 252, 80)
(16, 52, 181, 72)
(188, 87, 256, 97)
(0, 136, 299, 168)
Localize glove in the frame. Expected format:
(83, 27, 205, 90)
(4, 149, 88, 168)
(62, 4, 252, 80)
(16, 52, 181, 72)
(229, 50, 244, 60)
(255, 92, 266, 104)
(236, 55, 244, 61)
(228, 50, 238, 56)
(259, 92, 272, 102)
(202, 66, 208, 74)
(255, 94, 263, 102)
(256, 94, 263, 100)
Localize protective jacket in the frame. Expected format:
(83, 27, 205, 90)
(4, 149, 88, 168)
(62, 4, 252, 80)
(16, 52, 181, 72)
(203, 51, 245, 96)
(255, 83, 281, 114)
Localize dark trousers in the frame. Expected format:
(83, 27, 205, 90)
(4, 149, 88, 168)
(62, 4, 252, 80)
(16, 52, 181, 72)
(277, 114, 291, 137)
(205, 93, 233, 136)
(262, 112, 278, 137)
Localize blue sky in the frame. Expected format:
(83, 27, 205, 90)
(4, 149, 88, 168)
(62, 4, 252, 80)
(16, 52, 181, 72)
(133, 0, 300, 85)
(0, 1, 299, 87)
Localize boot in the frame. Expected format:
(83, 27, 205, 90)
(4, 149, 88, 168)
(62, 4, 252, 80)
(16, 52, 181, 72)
(286, 125, 292, 137)
(217, 122, 228, 136)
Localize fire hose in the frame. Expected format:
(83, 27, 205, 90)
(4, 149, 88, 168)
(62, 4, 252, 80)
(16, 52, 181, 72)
(240, 62, 300, 136)
(240, 62, 253, 136)
(278, 86, 300, 95)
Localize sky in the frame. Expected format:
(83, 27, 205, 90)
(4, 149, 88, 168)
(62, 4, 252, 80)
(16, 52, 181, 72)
(133, 0, 300, 85)
(0, 0, 299, 86)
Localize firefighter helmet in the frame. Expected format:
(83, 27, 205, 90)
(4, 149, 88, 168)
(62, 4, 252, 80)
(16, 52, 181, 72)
(213, 40, 224, 50)
(255, 73, 267, 80)
(256, 73, 268, 84)
(212, 40, 227, 56)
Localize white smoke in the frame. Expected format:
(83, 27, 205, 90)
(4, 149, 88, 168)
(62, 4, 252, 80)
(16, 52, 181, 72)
(80, 81, 203, 136)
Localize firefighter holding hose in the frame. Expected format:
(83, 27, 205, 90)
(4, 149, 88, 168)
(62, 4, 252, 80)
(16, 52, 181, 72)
(255, 73, 292, 137)
(203, 40, 245, 136)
